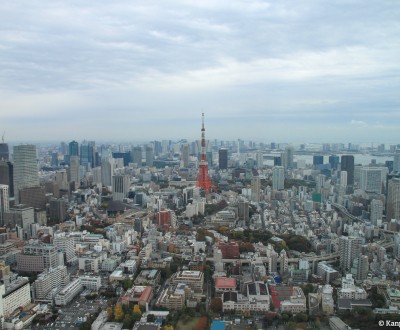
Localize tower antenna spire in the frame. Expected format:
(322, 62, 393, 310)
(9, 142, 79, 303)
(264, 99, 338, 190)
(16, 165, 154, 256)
(196, 113, 214, 194)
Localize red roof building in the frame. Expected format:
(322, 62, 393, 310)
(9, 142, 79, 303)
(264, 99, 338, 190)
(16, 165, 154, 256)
(215, 277, 237, 294)
(218, 242, 240, 259)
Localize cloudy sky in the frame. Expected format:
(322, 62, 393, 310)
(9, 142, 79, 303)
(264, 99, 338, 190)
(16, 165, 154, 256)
(0, 0, 399, 143)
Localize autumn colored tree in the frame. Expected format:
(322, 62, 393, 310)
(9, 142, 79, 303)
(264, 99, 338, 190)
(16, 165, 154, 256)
(133, 304, 141, 315)
(114, 303, 124, 321)
(163, 325, 174, 330)
(107, 306, 113, 320)
(195, 316, 208, 330)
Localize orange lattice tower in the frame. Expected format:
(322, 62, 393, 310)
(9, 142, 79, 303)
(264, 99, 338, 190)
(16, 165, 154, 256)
(196, 113, 214, 193)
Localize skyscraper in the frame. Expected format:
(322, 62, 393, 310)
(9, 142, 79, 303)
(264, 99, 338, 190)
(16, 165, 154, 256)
(13, 144, 39, 204)
(251, 169, 260, 203)
(112, 175, 130, 201)
(68, 140, 79, 156)
(80, 141, 95, 169)
(146, 146, 154, 167)
(272, 166, 285, 190)
(360, 167, 383, 194)
(0, 142, 9, 161)
(370, 199, 383, 226)
(0, 184, 9, 225)
(394, 149, 400, 173)
(181, 144, 189, 168)
(69, 156, 80, 189)
(285, 145, 294, 169)
(218, 148, 228, 170)
(341, 155, 354, 186)
(387, 178, 400, 221)
(329, 155, 339, 170)
(339, 236, 363, 273)
(132, 146, 142, 167)
(313, 155, 324, 167)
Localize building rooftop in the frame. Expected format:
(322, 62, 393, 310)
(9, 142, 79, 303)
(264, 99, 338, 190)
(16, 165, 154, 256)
(215, 277, 236, 289)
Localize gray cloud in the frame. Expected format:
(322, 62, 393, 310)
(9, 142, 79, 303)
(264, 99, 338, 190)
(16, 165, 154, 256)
(0, 0, 399, 143)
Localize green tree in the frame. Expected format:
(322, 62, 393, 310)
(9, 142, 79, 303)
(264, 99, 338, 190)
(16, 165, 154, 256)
(122, 314, 133, 328)
(147, 314, 156, 322)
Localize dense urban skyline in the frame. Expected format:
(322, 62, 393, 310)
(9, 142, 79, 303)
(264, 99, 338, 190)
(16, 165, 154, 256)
(0, 1, 399, 142)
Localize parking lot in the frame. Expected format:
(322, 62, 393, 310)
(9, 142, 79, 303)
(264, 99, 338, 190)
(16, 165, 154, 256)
(30, 296, 109, 329)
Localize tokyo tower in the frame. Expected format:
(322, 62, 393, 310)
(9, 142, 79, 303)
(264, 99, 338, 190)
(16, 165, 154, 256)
(196, 113, 214, 193)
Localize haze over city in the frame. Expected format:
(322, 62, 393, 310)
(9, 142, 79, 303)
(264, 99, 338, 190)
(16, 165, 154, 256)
(1, 0, 399, 142)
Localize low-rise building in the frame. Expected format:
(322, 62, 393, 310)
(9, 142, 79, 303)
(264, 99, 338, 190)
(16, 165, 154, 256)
(135, 269, 161, 286)
(215, 277, 236, 296)
(170, 270, 203, 293)
(79, 275, 101, 291)
(121, 286, 153, 307)
(338, 274, 367, 300)
(54, 278, 83, 306)
(317, 262, 339, 284)
(270, 285, 306, 313)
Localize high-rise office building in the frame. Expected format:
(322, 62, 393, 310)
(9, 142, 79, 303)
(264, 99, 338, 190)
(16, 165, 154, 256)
(284, 145, 294, 169)
(0, 142, 9, 161)
(339, 236, 363, 273)
(394, 149, 400, 173)
(80, 141, 95, 169)
(68, 140, 79, 156)
(69, 156, 80, 189)
(341, 155, 354, 186)
(20, 186, 46, 210)
(145, 146, 154, 166)
(274, 157, 281, 166)
(13, 144, 39, 204)
(112, 175, 130, 201)
(340, 171, 347, 187)
(387, 178, 400, 221)
(0, 184, 9, 225)
(55, 170, 68, 191)
(313, 155, 324, 167)
(272, 166, 285, 190)
(101, 158, 115, 187)
(360, 167, 383, 194)
(218, 148, 228, 170)
(132, 146, 142, 167)
(370, 199, 383, 226)
(181, 144, 189, 168)
(355, 255, 369, 281)
(238, 200, 249, 223)
(251, 169, 260, 203)
(112, 152, 131, 167)
(0, 161, 13, 197)
(329, 155, 340, 170)
(49, 198, 66, 223)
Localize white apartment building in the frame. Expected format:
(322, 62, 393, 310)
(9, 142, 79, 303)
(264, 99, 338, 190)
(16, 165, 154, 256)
(338, 274, 367, 300)
(0, 277, 31, 317)
(280, 287, 307, 314)
(33, 266, 70, 301)
(53, 235, 76, 264)
(79, 275, 101, 291)
(170, 270, 204, 293)
(55, 279, 83, 306)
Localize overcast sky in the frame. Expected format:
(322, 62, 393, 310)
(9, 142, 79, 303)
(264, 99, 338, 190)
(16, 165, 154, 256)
(0, 0, 399, 143)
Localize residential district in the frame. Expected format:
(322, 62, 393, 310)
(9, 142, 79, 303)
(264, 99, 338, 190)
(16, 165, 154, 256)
(0, 131, 400, 330)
